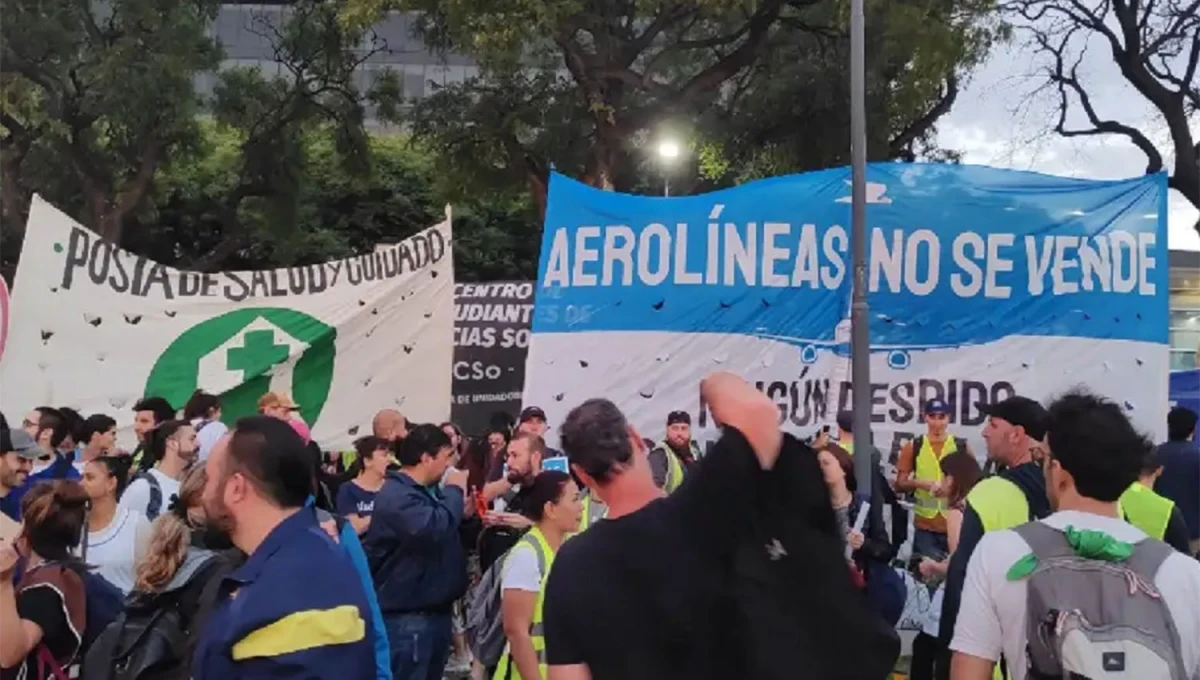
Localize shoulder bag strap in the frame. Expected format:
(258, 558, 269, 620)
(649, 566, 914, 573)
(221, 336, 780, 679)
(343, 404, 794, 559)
(37, 644, 71, 680)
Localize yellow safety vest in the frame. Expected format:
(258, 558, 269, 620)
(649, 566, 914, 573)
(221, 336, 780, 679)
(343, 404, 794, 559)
(912, 436, 957, 520)
(1119, 482, 1174, 540)
(844, 440, 855, 455)
(340, 450, 356, 471)
(963, 476, 1032, 680)
(494, 527, 555, 680)
(577, 492, 608, 533)
(653, 441, 695, 494)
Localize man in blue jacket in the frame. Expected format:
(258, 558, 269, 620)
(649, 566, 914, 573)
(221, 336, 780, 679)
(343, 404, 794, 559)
(365, 423, 468, 680)
(1155, 406, 1199, 555)
(193, 417, 377, 680)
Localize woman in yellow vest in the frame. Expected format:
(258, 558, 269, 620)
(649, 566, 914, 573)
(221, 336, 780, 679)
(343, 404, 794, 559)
(495, 470, 583, 680)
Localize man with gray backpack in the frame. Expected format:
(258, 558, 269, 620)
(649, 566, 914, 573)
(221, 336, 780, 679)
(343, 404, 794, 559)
(949, 390, 1200, 680)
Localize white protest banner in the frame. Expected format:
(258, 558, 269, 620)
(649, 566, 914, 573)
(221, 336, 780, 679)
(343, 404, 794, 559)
(0, 196, 454, 450)
(525, 164, 1169, 461)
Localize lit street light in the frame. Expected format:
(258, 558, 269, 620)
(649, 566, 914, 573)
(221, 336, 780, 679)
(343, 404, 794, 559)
(656, 139, 680, 196)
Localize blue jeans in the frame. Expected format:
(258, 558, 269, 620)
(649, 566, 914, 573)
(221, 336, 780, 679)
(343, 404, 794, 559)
(913, 528, 949, 561)
(384, 613, 452, 680)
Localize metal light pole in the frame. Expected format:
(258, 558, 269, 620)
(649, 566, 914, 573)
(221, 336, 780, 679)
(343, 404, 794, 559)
(849, 0, 873, 498)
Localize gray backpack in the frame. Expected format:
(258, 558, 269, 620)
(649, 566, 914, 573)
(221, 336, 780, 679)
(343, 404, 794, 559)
(466, 531, 549, 667)
(1013, 522, 1187, 680)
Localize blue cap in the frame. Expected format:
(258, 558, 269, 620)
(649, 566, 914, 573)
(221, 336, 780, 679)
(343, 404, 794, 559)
(924, 399, 950, 415)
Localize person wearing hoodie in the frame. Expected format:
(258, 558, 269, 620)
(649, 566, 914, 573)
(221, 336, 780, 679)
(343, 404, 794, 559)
(84, 464, 243, 680)
(934, 396, 1051, 680)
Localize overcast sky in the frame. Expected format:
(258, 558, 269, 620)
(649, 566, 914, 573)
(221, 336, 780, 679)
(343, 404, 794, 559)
(937, 39, 1200, 253)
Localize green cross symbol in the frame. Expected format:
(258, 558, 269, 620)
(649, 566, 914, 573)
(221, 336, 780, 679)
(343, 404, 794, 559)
(146, 308, 336, 430)
(226, 329, 291, 381)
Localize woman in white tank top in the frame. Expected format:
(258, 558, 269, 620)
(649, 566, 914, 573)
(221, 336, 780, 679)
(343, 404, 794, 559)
(79, 456, 151, 593)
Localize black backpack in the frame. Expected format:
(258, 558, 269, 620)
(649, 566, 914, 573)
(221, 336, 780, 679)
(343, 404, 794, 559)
(82, 555, 226, 680)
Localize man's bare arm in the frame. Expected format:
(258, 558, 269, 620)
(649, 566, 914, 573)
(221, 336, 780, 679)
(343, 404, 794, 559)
(482, 477, 512, 503)
(700, 372, 782, 470)
(548, 665, 592, 680)
(950, 652, 996, 680)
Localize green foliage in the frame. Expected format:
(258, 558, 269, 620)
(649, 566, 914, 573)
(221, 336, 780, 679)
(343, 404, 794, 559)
(1, 0, 223, 241)
(0, 0, 405, 268)
(694, 0, 1001, 185)
(141, 125, 536, 279)
(345, 0, 1004, 208)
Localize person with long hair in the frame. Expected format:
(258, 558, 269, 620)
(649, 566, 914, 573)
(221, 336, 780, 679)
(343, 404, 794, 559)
(816, 444, 903, 624)
(85, 465, 242, 679)
(459, 436, 493, 494)
(817, 444, 894, 562)
(0, 480, 89, 677)
(494, 470, 582, 680)
(337, 436, 390, 535)
(442, 422, 468, 461)
(484, 429, 509, 484)
(80, 456, 150, 593)
(910, 450, 983, 680)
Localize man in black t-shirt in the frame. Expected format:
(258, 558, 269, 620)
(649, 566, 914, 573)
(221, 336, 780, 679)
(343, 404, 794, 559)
(477, 432, 545, 573)
(542, 373, 784, 680)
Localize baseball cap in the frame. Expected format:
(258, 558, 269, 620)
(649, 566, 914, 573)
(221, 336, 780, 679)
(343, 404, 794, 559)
(666, 411, 691, 426)
(258, 392, 300, 412)
(519, 406, 546, 423)
(924, 399, 950, 415)
(6, 430, 39, 459)
(980, 396, 1049, 440)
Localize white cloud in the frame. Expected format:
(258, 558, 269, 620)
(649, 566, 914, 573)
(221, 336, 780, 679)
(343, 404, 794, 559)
(938, 41, 1199, 251)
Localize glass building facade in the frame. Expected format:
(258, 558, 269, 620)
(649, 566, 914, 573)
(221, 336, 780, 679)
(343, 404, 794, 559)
(202, 4, 479, 121)
(1170, 249, 1200, 371)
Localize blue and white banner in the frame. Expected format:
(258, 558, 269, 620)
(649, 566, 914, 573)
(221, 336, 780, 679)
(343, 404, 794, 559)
(523, 164, 1169, 461)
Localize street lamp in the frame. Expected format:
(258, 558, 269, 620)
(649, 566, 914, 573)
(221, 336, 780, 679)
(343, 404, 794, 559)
(656, 140, 680, 196)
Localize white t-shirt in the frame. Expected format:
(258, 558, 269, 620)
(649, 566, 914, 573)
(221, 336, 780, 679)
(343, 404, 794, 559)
(81, 508, 151, 593)
(501, 544, 545, 593)
(951, 510, 1200, 680)
(119, 468, 182, 520)
(191, 418, 228, 461)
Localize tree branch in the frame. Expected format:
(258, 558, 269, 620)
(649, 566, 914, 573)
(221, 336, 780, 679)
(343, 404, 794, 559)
(1039, 31, 1165, 173)
(888, 73, 960, 157)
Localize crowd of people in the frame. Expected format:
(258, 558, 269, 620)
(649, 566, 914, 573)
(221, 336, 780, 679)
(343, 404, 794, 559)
(0, 376, 1198, 680)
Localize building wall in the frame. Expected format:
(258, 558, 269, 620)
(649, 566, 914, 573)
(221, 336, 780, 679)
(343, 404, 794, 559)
(201, 5, 479, 117)
(1170, 250, 1199, 370)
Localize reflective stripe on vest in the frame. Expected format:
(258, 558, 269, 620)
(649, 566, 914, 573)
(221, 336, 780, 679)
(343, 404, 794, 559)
(1119, 482, 1174, 540)
(912, 436, 956, 519)
(494, 527, 555, 680)
(655, 441, 688, 494)
(577, 492, 608, 533)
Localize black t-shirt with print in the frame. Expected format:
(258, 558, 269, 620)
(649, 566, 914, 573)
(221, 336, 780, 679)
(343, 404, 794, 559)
(541, 430, 762, 680)
(1, 571, 83, 680)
